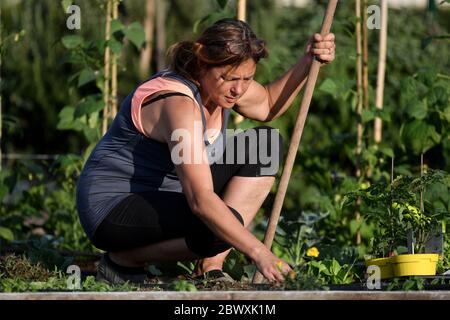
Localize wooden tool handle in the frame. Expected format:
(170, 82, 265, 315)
(253, 0, 339, 284)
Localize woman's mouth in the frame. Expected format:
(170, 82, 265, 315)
(225, 96, 237, 103)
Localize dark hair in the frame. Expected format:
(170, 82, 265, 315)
(167, 18, 268, 85)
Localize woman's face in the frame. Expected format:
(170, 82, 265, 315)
(199, 59, 256, 109)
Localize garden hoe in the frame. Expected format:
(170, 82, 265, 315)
(253, 0, 339, 284)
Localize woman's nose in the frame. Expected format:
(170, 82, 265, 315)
(231, 81, 244, 96)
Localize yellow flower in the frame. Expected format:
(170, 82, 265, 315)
(276, 261, 283, 271)
(306, 247, 319, 258)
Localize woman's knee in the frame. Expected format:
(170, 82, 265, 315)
(253, 125, 284, 160)
(235, 125, 284, 176)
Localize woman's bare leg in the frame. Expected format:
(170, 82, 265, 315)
(193, 175, 275, 275)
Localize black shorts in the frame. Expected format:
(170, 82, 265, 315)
(91, 126, 284, 257)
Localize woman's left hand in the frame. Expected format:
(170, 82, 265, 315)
(305, 33, 336, 65)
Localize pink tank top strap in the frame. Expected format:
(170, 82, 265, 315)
(131, 77, 200, 137)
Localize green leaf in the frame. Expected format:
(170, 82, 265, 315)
(110, 19, 125, 33)
(310, 261, 327, 274)
(68, 70, 81, 84)
(243, 265, 256, 280)
(378, 109, 391, 122)
(61, 35, 84, 49)
(360, 221, 375, 239)
(193, 11, 235, 34)
(379, 147, 394, 158)
(108, 39, 123, 55)
(330, 259, 341, 275)
(61, 51, 84, 65)
(319, 79, 338, 97)
(401, 77, 421, 111)
(216, 0, 229, 9)
(401, 120, 441, 154)
(84, 127, 101, 143)
(0, 227, 14, 241)
(124, 22, 146, 49)
(193, 15, 211, 34)
(61, 0, 73, 12)
(74, 97, 105, 118)
(78, 68, 96, 87)
(361, 109, 375, 123)
(417, 68, 438, 87)
(57, 106, 75, 130)
(428, 86, 449, 108)
(0, 185, 9, 201)
(407, 99, 428, 120)
(441, 106, 450, 123)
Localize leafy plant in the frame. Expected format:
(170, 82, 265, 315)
(306, 258, 358, 285)
(58, 6, 146, 150)
(168, 279, 197, 292)
(274, 211, 329, 266)
(399, 69, 450, 156)
(283, 267, 325, 291)
(345, 169, 449, 256)
(387, 277, 426, 291)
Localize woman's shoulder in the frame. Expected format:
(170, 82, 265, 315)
(134, 76, 198, 105)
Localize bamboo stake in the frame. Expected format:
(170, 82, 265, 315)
(102, 0, 112, 136)
(374, 0, 388, 144)
(111, 0, 119, 118)
(237, 0, 246, 21)
(363, 0, 372, 179)
(234, 0, 246, 125)
(139, 0, 155, 79)
(155, 0, 166, 71)
(355, 0, 363, 245)
(362, 0, 369, 111)
(253, 0, 339, 284)
(355, 0, 363, 178)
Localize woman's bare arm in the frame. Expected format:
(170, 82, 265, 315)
(234, 33, 335, 122)
(157, 96, 291, 281)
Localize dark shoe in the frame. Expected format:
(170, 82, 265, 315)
(96, 254, 147, 286)
(193, 269, 235, 283)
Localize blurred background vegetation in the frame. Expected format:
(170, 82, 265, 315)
(0, 0, 449, 283)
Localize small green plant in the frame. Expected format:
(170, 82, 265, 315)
(387, 277, 426, 291)
(282, 266, 326, 290)
(168, 279, 197, 292)
(306, 258, 358, 285)
(345, 169, 449, 256)
(274, 211, 329, 266)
